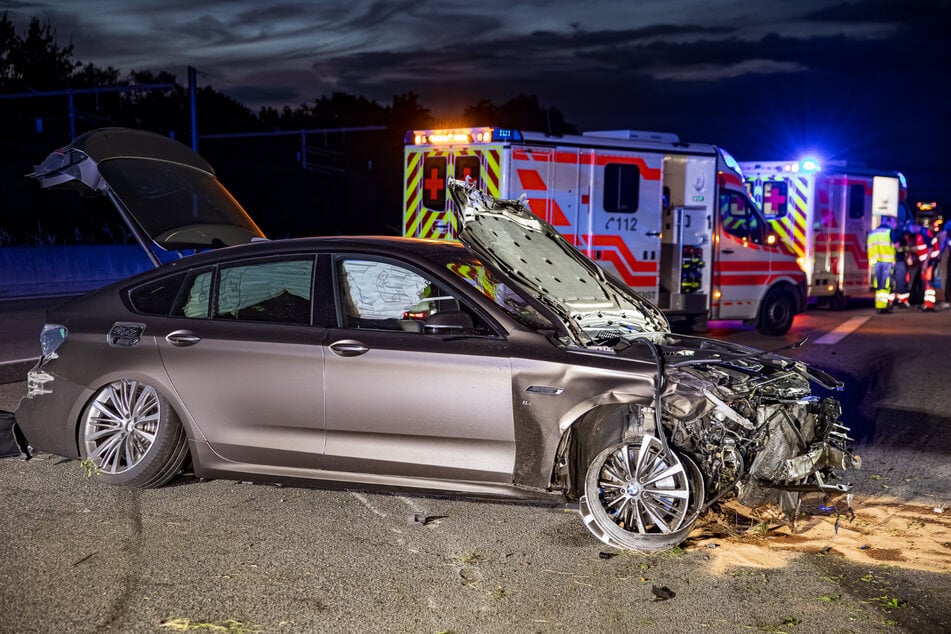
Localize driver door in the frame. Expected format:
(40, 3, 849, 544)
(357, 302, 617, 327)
(322, 255, 516, 483)
(715, 190, 772, 320)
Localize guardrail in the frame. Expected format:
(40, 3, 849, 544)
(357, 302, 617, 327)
(0, 245, 153, 298)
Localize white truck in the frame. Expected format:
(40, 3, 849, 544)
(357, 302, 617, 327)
(404, 127, 806, 334)
(740, 158, 909, 308)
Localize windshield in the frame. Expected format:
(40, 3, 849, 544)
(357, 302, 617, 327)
(98, 158, 264, 248)
(437, 253, 556, 330)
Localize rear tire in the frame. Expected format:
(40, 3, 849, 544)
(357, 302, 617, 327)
(80, 380, 188, 488)
(757, 288, 795, 335)
(828, 290, 848, 311)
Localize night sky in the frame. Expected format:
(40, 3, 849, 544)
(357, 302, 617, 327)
(5, 0, 950, 202)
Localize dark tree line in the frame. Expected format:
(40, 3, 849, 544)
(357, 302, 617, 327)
(0, 13, 574, 245)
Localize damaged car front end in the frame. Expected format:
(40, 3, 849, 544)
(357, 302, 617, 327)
(448, 178, 858, 551)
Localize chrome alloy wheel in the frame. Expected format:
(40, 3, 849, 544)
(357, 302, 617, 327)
(595, 435, 690, 533)
(581, 434, 703, 550)
(82, 380, 162, 474)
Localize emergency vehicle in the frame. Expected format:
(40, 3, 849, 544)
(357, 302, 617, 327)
(740, 159, 909, 308)
(404, 127, 806, 335)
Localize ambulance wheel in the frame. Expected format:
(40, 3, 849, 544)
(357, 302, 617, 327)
(828, 291, 848, 311)
(757, 288, 795, 335)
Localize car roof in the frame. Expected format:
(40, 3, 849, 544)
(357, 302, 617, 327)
(146, 235, 468, 271)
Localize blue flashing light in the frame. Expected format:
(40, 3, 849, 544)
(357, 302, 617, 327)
(799, 157, 821, 173)
(897, 171, 907, 189)
(492, 128, 523, 142)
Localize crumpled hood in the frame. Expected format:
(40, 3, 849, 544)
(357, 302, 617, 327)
(447, 178, 669, 340)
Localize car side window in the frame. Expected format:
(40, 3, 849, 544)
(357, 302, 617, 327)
(175, 269, 213, 318)
(172, 260, 314, 323)
(336, 258, 491, 335)
(214, 259, 314, 324)
(128, 272, 187, 316)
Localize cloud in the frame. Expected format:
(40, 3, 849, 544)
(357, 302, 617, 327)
(651, 58, 808, 81)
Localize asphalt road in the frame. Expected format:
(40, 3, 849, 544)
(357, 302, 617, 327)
(1, 300, 949, 633)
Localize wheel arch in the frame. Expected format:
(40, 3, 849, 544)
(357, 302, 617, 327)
(72, 369, 199, 458)
(760, 277, 806, 314)
(550, 400, 653, 499)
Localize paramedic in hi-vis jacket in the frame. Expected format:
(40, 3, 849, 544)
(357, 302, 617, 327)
(867, 216, 897, 313)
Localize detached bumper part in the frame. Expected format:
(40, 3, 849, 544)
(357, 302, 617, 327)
(0, 410, 32, 460)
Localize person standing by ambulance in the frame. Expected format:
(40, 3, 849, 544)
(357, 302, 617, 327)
(919, 221, 939, 311)
(932, 219, 950, 309)
(893, 221, 917, 308)
(868, 216, 897, 313)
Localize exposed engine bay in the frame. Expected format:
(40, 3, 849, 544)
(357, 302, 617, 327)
(576, 334, 859, 551)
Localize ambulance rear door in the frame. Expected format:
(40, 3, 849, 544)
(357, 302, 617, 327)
(832, 173, 873, 298)
(660, 154, 715, 315)
(403, 129, 504, 241)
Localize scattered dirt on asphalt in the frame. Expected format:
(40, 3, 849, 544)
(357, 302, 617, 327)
(686, 496, 951, 575)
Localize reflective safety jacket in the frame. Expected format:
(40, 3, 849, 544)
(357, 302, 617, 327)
(867, 227, 896, 264)
(916, 233, 930, 263)
(930, 230, 945, 261)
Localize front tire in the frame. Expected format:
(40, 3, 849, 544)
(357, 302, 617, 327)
(579, 435, 704, 551)
(757, 288, 795, 335)
(80, 380, 188, 488)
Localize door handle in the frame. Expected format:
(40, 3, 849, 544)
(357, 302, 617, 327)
(166, 330, 201, 347)
(645, 231, 661, 237)
(329, 340, 370, 357)
(721, 249, 735, 255)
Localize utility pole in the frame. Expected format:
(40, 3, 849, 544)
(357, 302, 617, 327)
(188, 66, 198, 151)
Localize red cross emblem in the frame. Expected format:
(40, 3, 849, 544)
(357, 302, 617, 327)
(424, 168, 443, 202)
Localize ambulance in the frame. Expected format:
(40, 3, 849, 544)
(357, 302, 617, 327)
(404, 127, 806, 335)
(740, 158, 909, 308)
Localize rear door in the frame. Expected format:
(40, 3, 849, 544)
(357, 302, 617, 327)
(404, 144, 503, 241)
(155, 255, 326, 469)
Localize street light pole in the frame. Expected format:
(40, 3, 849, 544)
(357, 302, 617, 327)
(188, 66, 198, 151)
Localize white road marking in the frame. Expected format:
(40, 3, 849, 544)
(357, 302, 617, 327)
(349, 491, 388, 519)
(397, 495, 425, 513)
(349, 491, 406, 536)
(815, 316, 870, 345)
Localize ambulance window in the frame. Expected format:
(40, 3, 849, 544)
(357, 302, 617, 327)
(604, 163, 640, 213)
(848, 184, 865, 219)
(720, 192, 764, 244)
(422, 156, 447, 211)
(761, 181, 788, 217)
(454, 156, 481, 188)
